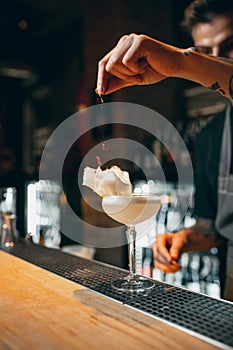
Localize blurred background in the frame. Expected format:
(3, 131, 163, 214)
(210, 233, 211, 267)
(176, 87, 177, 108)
(0, 0, 192, 232)
(0, 0, 194, 175)
(0, 0, 227, 294)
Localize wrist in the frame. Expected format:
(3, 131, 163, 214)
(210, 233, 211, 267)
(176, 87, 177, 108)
(146, 38, 182, 77)
(184, 220, 222, 252)
(176, 49, 233, 100)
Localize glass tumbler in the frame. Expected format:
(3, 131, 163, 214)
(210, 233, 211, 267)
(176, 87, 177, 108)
(0, 187, 17, 249)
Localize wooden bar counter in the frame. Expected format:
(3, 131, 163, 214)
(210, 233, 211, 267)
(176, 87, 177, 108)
(0, 250, 229, 350)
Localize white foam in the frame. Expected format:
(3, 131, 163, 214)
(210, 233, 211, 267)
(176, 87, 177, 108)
(83, 166, 132, 197)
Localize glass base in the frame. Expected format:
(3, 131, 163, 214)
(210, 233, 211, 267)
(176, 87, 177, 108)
(111, 275, 155, 293)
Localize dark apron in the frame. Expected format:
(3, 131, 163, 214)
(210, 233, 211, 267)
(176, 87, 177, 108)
(215, 103, 233, 301)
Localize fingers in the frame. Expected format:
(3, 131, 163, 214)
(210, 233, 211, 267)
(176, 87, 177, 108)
(96, 70, 143, 95)
(121, 37, 148, 73)
(96, 34, 148, 95)
(96, 74, 143, 95)
(169, 231, 188, 261)
(107, 34, 147, 76)
(105, 61, 144, 82)
(154, 260, 181, 274)
(96, 50, 113, 95)
(152, 233, 173, 264)
(102, 76, 140, 94)
(152, 230, 189, 274)
(170, 242, 184, 261)
(152, 232, 184, 274)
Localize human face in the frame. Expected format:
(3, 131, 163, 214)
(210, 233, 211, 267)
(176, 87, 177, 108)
(191, 14, 233, 59)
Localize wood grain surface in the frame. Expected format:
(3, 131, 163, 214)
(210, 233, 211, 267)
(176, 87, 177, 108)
(0, 250, 224, 350)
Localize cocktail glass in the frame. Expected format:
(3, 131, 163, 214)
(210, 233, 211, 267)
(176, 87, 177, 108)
(102, 194, 161, 292)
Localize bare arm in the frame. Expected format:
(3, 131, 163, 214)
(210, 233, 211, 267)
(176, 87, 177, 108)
(96, 34, 233, 101)
(152, 219, 224, 273)
(177, 47, 233, 100)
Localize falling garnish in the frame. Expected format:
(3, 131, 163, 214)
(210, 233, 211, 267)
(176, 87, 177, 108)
(96, 156, 102, 167)
(96, 94, 104, 104)
(95, 93, 111, 160)
(102, 143, 109, 152)
(99, 95, 104, 104)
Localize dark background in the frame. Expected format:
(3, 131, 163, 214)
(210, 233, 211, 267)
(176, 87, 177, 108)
(0, 0, 195, 239)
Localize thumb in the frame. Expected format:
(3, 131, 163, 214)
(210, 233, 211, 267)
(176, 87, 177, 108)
(104, 76, 142, 95)
(169, 234, 185, 261)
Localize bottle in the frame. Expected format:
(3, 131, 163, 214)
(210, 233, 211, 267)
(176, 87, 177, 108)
(199, 254, 212, 294)
(180, 253, 190, 286)
(142, 247, 153, 278)
(206, 254, 220, 298)
(0, 187, 17, 249)
(0, 211, 15, 249)
(185, 254, 201, 293)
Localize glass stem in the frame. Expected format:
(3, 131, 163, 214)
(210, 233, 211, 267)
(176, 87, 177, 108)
(126, 225, 137, 279)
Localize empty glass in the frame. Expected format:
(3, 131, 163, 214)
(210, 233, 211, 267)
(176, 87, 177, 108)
(0, 187, 17, 249)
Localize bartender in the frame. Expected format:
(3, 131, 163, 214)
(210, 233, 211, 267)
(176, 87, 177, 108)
(96, 1, 233, 301)
(152, 0, 233, 302)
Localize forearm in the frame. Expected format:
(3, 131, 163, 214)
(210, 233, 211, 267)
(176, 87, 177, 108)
(174, 48, 233, 101)
(182, 219, 224, 253)
(97, 33, 233, 99)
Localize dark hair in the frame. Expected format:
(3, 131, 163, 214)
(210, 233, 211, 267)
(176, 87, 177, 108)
(182, 0, 233, 35)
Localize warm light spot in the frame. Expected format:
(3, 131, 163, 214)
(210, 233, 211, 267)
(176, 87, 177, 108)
(76, 103, 87, 111)
(18, 19, 28, 30)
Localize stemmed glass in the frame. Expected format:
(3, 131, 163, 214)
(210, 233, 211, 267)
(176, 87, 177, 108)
(102, 194, 161, 292)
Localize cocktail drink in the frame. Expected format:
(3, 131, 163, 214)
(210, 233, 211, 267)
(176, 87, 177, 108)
(83, 165, 161, 292)
(102, 194, 161, 292)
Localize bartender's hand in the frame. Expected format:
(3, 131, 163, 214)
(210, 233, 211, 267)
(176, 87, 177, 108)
(96, 33, 180, 95)
(152, 222, 224, 273)
(152, 230, 190, 273)
(96, 33, 233, 100)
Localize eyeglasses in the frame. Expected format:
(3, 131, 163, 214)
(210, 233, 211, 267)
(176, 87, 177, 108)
(195, 34, 233, 57)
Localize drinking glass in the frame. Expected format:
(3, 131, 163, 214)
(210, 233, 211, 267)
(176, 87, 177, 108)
(0, 187, 17, 248)
(102, 194, 161, 292)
